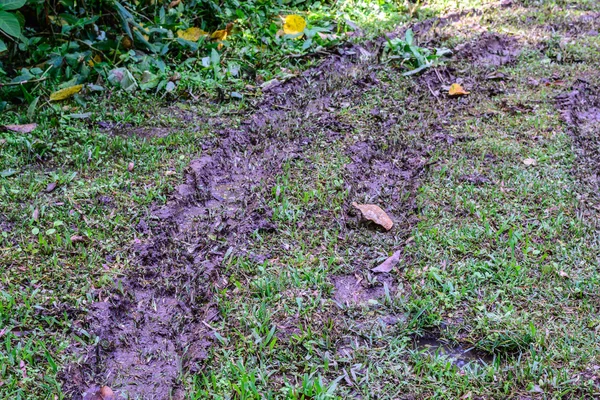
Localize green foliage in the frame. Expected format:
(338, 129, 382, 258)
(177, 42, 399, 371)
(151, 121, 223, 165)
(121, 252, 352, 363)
(0, 0, 26, 52)
(383, 28, 452, 75)
(0, 0, 348, 104)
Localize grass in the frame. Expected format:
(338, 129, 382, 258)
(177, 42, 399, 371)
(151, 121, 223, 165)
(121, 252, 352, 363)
(1, 0, 600, 398)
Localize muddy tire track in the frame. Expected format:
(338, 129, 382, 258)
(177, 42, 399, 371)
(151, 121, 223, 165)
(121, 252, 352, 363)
(63, 44, 399, 400)
(556, 78, 600, 228)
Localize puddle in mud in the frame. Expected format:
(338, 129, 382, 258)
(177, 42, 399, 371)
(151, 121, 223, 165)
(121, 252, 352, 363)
(413, 337, 494, 369)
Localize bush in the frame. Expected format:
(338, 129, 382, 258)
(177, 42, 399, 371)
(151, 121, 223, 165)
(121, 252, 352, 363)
(0, 0, 339, 104)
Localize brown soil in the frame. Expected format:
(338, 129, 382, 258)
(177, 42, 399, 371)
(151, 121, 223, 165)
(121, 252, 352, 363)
(456, 32, 522, 67)
(331, 274, 395, 305)
(555, 78, 600, 226)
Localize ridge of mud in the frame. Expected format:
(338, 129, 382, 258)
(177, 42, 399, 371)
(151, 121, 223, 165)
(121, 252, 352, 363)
(555, 78, 600, 227)
(456, 32, 522, 67)
(62, 43, 398, 400)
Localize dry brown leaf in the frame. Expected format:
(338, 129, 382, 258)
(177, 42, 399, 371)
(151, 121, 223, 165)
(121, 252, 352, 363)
(45, 182, 58, 193)
(121, 35, 133, 49)
(372, 250, 402, 273)
(558, 270, 569, 278)
(32, 208, 39, 221)
(523, 158, 537, 166)
(352, 202, 393, 231)
(3, 123, 37, 134)
(128, 162, 135, 172)
(168, 0, 181, 8)
(448, 83, 470, 97)
(70, 235, 86, 243)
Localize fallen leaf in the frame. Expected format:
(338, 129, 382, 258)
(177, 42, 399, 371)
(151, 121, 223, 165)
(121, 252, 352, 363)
(46, 182, 58, 193)
(165, 170, 176, 176)
(3, 123, 37, 133)
(88, 54, 102, 67)
(70, 235, 86, 243)
(372, 250, 402, 273)
(83, 386, 115, 400)
(128, 162, 135, 172)
(168, 0, 181, 8)
(557, 270, 569, 278)
(121, 35, 133, 49)
(32, 208, 39, 221)
(99, 386, 114, 399)
(317, 32, 340, 41)
(283, 15, 307, 37)
(352, 202, 393, 231)
(50, 85, 83, 101)
(177, 27, 207, 42)
(449, 83, 470, 96)
(485, 71, 506, 80)
(211, 22, 234, 41)
(20, 360, 26, 379)
(523, 158, 537, 166)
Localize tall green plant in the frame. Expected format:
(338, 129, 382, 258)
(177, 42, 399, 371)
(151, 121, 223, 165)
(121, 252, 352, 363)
(0, 0, 25, 52)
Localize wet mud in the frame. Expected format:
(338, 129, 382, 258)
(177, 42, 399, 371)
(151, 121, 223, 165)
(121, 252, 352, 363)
(413, 336, 494, 369)
(555, 78, 600, 226)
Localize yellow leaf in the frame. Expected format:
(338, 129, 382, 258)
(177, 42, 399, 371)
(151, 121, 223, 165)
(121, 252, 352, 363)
(87, 54, 102, 67)
(49, 85, 83, 101)
(211, 22, 234, 42)
(211, 29, 228, 41)
(283, 14, 306, 36)
(448, 83, 470, 96)
(177, 27, 207, 42)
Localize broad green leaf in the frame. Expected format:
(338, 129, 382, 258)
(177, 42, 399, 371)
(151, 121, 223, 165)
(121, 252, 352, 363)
(404, 28, 414, 46)
(0, 38, 6, 52)
(0, 0, 26, 11)
(0, 11, 21, 37)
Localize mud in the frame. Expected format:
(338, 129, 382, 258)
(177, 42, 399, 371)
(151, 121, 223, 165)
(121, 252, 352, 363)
(332, 274, 395, 306)
(555, 78, 600, 226)
(548, 11, 600, 38)
(456, 32, 522, 67)
(0, 213, 13, 234)
(413, 336, 493, 369)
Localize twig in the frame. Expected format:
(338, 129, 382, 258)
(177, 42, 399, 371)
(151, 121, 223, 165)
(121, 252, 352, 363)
(426, 81, 441, 104)
(0, 77, 48, 87)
